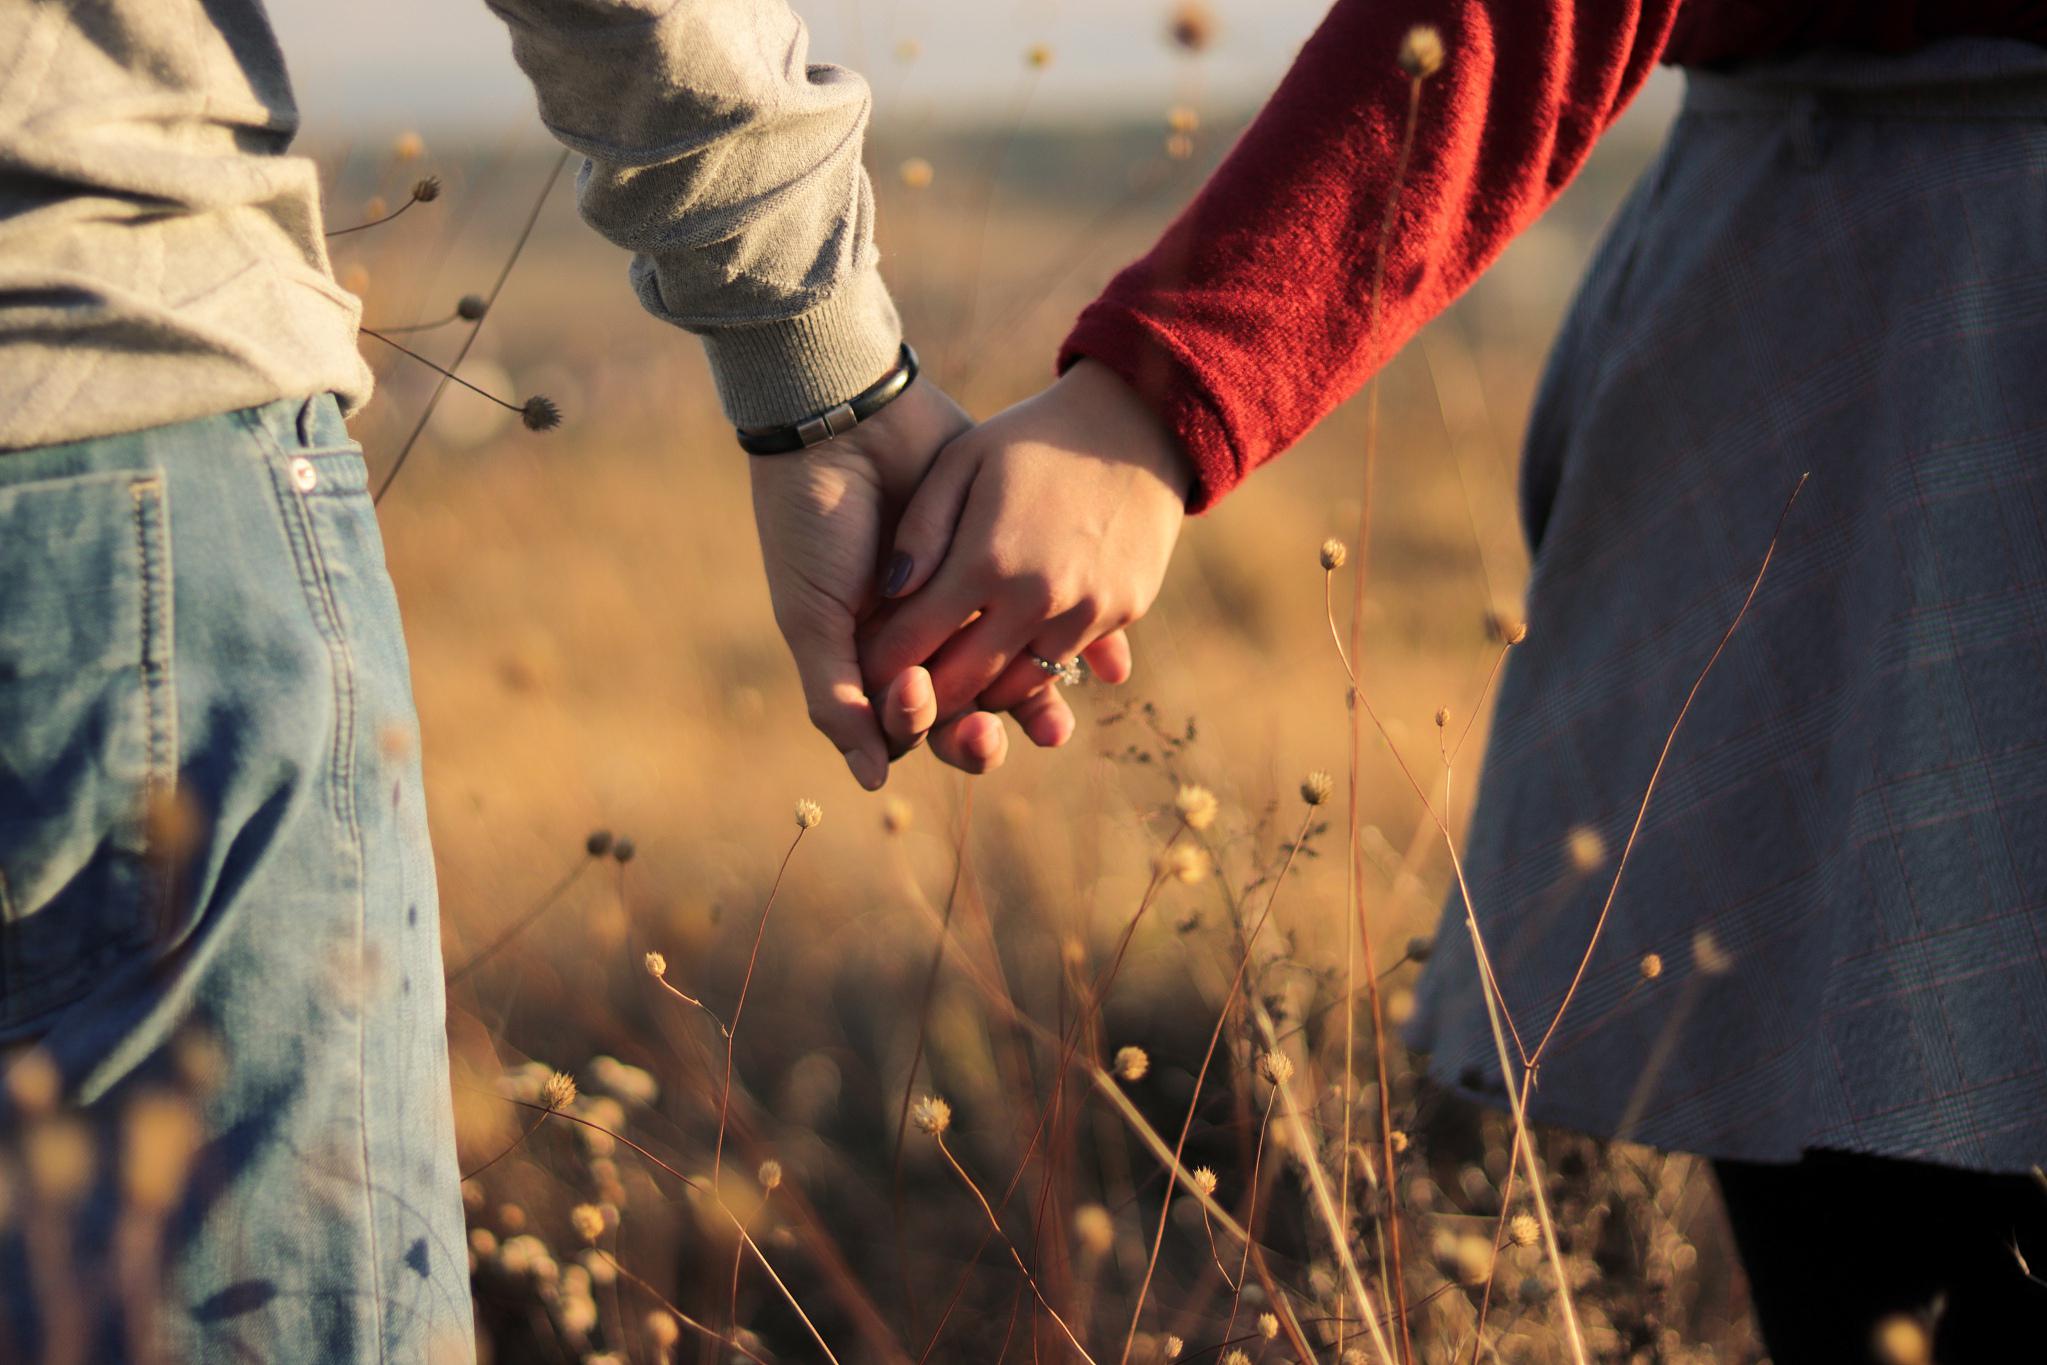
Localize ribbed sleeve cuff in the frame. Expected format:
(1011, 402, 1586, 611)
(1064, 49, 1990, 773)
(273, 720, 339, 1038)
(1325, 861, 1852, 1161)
(1059, 303, 1241, 514)
(697, 267, 905, 429)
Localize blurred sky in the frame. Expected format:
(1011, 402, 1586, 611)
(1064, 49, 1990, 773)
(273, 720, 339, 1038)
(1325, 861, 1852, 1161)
(268, 0, 1676, 137)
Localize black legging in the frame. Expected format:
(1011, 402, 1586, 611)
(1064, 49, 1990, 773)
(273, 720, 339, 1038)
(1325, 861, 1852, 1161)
(1714, 1151, 2047, 1362)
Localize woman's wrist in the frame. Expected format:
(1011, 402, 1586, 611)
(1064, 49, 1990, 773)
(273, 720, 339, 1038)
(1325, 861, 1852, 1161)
(1056, 358, 1196, 505)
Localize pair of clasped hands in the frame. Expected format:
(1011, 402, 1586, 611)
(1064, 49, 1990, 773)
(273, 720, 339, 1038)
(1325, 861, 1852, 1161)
(749, 358, 1192, 788)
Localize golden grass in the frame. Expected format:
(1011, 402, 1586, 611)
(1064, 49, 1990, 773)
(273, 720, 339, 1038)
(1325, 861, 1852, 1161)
(287, 72, 1768, 1365)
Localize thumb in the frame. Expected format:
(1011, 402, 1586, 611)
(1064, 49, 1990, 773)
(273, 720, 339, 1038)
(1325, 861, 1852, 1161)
(783, 602, 889, 791)
(882, 435, 981, 601)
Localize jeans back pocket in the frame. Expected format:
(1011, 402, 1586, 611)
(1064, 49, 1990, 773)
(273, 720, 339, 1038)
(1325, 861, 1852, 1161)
(0, 469, 173, 1037)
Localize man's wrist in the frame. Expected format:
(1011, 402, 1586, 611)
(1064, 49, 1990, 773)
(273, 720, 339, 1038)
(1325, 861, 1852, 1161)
(699, 267, 905, 430)
(736, 344, 919, 455)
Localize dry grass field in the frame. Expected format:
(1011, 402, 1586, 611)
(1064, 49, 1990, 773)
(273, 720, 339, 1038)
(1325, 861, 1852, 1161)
(321, 65, 1766, 1364)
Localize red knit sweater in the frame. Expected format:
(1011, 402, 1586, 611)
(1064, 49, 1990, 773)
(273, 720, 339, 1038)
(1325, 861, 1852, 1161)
(1059, 0, 2046, 510)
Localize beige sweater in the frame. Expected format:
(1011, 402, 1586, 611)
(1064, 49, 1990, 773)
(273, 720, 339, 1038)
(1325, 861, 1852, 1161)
(0, 0, 902, 450)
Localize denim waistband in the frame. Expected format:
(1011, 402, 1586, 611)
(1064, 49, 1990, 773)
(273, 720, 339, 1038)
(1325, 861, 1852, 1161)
(1685, 37, 2047, 119)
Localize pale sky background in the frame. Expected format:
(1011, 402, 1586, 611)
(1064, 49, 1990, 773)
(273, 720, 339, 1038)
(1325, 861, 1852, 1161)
(268, 0, 1680, 136)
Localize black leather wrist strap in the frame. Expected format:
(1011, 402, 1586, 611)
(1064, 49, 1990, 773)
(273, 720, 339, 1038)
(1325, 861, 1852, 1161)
(735, 343, 919, 455)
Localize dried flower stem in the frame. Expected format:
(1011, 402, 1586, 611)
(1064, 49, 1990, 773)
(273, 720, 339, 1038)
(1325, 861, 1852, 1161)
(932, 1133, 1099, 1365)
(596, 1248, 771, 1365)
(715, 823, 811, 1186)
(1248, 1002, 1396, 1365)
(1340, 62, 1432, 1364)
(326, 181, 435, 237)
(367, 311, 460, 336)
(445, 851, 592, 986)
(498, 1097, 846, 1365)
(650, 971, 729, 1038)
(1221, 1087, 1279, 1345)
(1530, 473, 1808, 1066)
(1117, 809, 1312, 1365)
(891, 785, 976, 1337)
(1468, 1071, 1533, 1362)
(374, 148, 568, 504)
(461, 1106, 553, 1181)
(359, 327, 529, 415)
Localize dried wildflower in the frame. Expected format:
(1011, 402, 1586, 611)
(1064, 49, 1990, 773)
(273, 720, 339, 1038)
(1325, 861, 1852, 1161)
(1319, 537, 1348, 570)
(1174, 784, 1218, 830)
(585, 829, 614, 856)
(1485, 606, 1529, 645)
(1261, 1051, 1295, 1086)
(646, 1312, 681, 1349)
(1074, 1203, 1114, 1256)
(1566, 825, 1605, 872)
(1025, 43, 1052, 69)
(1508, 1212, 1540, 1248)
(795, 798, 823, 830)
(1167, 1, 1215, 52)
(558, 1293, 599, 1335)
(1164, 133, 1194, 161)
(1258, 1313, 1279, 1340)
(1873, 1315, 1933, 1365)
(541, 1071, 578, 1112)
(393, 131, 426, 161)
(1639, 952, 1664, 981)
(1398, 25, 1445, 79)
(1192, 1166, 1219, 1197)
(1155, 843, 1209, 885)
(1221, 1350, 1251, 1365)
(570, 1203, 606, 1243)
(1162, 1336, 1185, 1361)
(911, 1094, 951, 1136)
(5, 1048, 60, 1115)
(25, 1118, 94, 1204)
(1114, 1046, 1150, 1082)
(1434, 705, 1450, 728)
(456, 293, 488, 321)
(123, 1092, 200, 1215)
(610, 837, 636, 863)
(882, 795, 913, 834)
(469, 1227, 499, 1258)
(898, 157, 934, 190)
(644, 950, 667, 978)
(412, 176, 442, 204)
(894, 37, 921, 63)
(1693, 928, 1734, 975)
(1301, 770, 1335, 805)
(1389, 1129, 1411, 1153)
(520, 395, 562, 432)
(1452, 1232, 1494, 1284)
(1167, 104, 1199, 133)
(758, 1158, 783, 1190)
(1405, 933, 1433, 964)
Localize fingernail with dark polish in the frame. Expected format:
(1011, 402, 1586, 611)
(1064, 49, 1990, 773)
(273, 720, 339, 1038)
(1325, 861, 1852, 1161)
(883, 551, 913, 598)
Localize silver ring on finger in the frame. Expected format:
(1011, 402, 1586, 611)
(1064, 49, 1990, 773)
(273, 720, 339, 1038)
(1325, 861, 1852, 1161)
(1029, 653, 1087, 687)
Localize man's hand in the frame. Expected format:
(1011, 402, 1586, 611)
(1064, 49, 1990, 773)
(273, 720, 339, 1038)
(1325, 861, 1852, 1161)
(749, 377, 1014, 788)
(858, 360, 1189, 729)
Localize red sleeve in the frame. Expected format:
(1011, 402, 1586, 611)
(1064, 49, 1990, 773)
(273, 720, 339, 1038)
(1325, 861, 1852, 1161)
(1058, 0, 1682, 512)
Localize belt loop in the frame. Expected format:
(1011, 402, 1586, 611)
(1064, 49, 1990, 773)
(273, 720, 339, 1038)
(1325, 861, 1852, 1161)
(296, 396, 318, 448)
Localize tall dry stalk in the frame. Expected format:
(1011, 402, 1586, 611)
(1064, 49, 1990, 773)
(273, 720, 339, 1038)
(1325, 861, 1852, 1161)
(1339, 31, 1442, 1362)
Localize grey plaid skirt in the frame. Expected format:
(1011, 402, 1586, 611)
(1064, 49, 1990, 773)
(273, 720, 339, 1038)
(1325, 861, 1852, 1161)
(1408, 39, 2047, 1173)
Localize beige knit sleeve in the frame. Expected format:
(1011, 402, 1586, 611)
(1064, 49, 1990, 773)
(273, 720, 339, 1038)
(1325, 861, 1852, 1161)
(485, 0, 902, 427)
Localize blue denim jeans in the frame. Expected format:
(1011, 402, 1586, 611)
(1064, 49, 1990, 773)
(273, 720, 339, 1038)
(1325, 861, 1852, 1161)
(0, 397, 472, 1362)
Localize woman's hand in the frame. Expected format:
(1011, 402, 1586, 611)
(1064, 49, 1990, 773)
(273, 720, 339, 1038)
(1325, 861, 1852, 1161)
(857, 360, 1191, 735)
(749, 376, 1013, 788)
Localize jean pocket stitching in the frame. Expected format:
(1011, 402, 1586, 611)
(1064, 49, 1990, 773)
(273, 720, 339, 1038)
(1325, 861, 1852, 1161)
(130, 475, 177, 936)
(255, 443, 363, 834)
